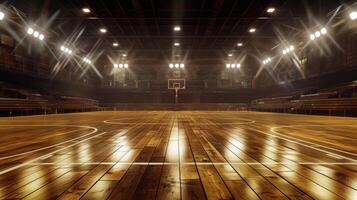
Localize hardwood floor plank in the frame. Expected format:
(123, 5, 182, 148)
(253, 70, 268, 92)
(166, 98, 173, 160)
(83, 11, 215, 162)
(196, 165, 233, 199)
(156, 165, 181, 200)
(23, 171, 88, 200)
(81, 180, 118, 200)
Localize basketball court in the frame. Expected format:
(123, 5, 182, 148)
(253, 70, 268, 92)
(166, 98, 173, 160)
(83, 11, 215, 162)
(0, 111, 355, 199)
(0, 0, 357, 199)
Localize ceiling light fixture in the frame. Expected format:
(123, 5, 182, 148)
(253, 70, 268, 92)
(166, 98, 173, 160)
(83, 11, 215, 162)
(314, 31, 321, 38)
(282, 45, 295, 55)
(60, 45, 73, 55)
(99, 28, 107, 33)
(350, 11, 357, 20)
(82, 8, 91, 13)
(27, 27, 45, 41)
(320, 27, 327, 35)
(267, 8, 275, 13)
(226, 63, 241, 69)
(83, 57, 92, 64)
(262, 57, 272, 65)
(174, 26, 181, 31)
(249, 28, 256, 33)
(27, 28, 34, 35)
(310, 34, 315, 40)
(0, 11, 5, 20)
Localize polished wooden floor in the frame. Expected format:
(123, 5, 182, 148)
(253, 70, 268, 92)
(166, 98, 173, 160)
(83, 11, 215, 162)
(0, 111, 356, 200)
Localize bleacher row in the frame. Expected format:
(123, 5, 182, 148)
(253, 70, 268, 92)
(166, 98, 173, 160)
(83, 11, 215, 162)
(251, 81, 357, 116)
(0, 85, 100, 116)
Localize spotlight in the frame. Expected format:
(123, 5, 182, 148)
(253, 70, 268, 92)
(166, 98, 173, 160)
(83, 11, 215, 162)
(320, 27, 327, 35)
(174, 42, 180, 46)
(310, 34, 315, 40)
(27, 28, 34, 35)
(350, 11, 357, 20)
(314, 31, 321, 38)
(33, 31, 39, 38)
(226, 63, 241, 69)
(124, 64, 128, 68)
(100, 28, 107, 33)
(263, 57, 272, 64)
(122, 54, 127, 57)
(228, 54, 233, 57)
(174, 64, 179, 68)
(174, 26, 181, 31)
(60, 45, 74, 55)
(180, 64, 184, 68)
(113, 42, 119, 47)
(169, 64, 174, 68)
(83, 57, 91, 64)
(26, 27, 45, 41)
(39, 34, 44, 41)
(114, 64, 118, 68)
(267, 8, 275, 13)
(237, 43, 243, 47)
(282, 45, 294, 55)
(0, 11, 5, 20)
(82, 8, 91, 13)
(249, 28, 256, 33)
(119, 64, 123, 68)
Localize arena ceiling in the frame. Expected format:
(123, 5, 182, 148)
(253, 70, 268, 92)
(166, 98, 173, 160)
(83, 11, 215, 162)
(2, 0, 354, 74)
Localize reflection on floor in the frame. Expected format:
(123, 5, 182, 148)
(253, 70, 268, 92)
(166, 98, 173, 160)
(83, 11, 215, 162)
(0, 111, 356, 199)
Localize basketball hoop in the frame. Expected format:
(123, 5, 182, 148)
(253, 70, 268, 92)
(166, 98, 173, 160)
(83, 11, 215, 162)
(168, 79, 185, 104)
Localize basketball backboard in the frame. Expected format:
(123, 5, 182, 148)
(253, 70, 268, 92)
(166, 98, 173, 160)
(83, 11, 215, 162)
(168, 79, 186, 90)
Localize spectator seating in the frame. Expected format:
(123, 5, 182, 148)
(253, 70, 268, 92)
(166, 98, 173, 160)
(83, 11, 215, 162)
(251, 81, 357, 116)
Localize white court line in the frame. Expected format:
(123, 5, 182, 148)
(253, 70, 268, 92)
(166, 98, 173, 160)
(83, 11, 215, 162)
(327, 153, 344, 159)
(0, 131, 107, 176)
(245, 126, 357, 163)
(103, 118, 255, 125)
(27, 162, 357, 166)
(270, 125, 357, 159)
(0, 125, 98, 160)
(0, 117, 149, 175)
